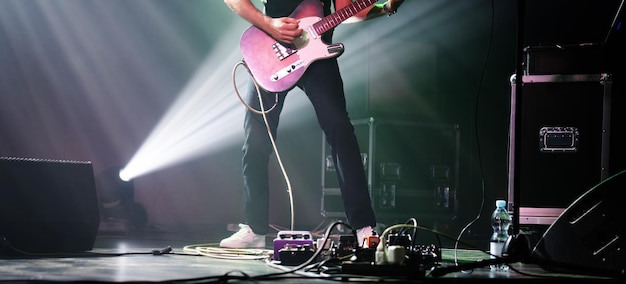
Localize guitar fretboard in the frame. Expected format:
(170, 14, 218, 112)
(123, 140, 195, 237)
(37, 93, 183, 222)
(313, 0, 378, 35)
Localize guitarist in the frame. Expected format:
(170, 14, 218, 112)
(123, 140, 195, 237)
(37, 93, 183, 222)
(221, 0, 405, 249)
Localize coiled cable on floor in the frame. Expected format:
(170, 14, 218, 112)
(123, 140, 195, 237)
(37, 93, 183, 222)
(182, 243, 272, 260)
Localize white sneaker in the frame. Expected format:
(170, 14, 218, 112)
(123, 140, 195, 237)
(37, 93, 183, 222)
(356, 225, 374, 247)
(219, 224, 266, 248)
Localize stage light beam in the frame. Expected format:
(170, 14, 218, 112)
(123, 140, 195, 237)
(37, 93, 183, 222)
(119, 22, 249, 181)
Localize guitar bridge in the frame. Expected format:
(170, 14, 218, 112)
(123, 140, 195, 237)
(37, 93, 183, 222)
(272, 42, 297, 61)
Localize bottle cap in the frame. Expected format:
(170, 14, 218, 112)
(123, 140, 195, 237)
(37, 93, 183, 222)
(496, 200, 506, 208)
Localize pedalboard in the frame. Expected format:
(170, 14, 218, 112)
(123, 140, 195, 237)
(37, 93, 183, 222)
(343, 243, 441, 279)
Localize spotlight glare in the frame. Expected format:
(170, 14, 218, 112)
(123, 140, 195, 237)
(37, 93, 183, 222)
(119, 169, 131, 182)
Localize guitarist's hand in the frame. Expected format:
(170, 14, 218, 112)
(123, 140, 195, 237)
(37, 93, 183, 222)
(346, 0, 406, 21)
(267, 17, 303, 44)
(386, 0, 405, 14)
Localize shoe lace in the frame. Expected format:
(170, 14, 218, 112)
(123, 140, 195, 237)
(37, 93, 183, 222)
(232, 225, 253, 238)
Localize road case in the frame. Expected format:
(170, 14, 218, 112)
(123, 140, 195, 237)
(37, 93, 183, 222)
(508, 73, 612, 226)
(321, 117, 460, 224)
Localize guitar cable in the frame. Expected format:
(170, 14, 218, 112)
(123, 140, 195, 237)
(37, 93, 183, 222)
(231, 60, 296, 231)
(232, 61, 279, 115)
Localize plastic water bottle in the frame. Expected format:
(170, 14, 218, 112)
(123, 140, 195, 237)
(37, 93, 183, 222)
(490, 199, 511, 271)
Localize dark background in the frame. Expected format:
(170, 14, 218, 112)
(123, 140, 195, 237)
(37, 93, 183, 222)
(1, 0, 623, 246)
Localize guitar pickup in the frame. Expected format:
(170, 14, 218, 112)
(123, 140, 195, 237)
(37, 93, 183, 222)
(270, 60, 305, 82)
(272, 42, 297, 61)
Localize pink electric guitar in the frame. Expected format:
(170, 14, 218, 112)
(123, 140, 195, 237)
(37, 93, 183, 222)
(239, 0, 378, 93)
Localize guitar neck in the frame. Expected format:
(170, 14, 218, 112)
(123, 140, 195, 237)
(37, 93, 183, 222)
(312, 0, 378, 35)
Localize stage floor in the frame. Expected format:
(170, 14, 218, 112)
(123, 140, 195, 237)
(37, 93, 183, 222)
(0, 223, 622, 283)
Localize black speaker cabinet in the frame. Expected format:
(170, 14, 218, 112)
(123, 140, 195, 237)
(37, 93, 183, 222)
(508, 73, 612, 226)
(0, 157, 100, 254)
(531, 169, 626, 278)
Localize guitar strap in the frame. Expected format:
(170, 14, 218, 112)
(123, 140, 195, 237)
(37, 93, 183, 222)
(264, 0, 331, 17)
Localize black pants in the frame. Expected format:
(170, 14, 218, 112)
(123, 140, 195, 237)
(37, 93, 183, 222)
(241, 58, 376, 235)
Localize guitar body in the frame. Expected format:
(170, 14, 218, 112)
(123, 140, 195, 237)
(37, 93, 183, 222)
(239, 0, 344, 93)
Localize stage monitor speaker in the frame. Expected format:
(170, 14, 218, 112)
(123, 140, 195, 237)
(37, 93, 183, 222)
(0, 157, 100, 254)
(530, 169, 626, 278)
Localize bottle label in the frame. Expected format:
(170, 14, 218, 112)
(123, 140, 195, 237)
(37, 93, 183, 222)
(490, 242, 504, 258)
(490, 241, 509, 271)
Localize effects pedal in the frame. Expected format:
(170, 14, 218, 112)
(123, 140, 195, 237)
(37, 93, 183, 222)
(278, 244, 315, 266)
(273, 230, 313, 261)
